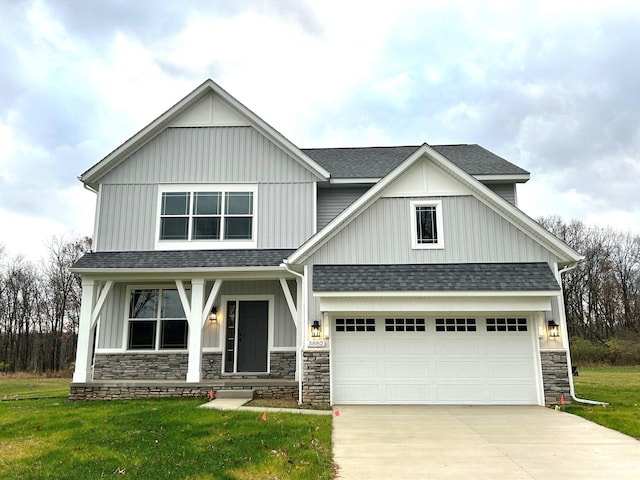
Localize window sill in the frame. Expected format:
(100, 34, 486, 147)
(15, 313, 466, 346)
(155, 240, 257, 250)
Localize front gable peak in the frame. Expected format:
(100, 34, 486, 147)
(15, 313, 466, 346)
(79, 79, 330, 189)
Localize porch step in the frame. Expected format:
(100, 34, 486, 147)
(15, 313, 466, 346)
(215, 389, 255, 400)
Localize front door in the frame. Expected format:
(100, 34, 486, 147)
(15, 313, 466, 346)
(224, 300, 268, 373)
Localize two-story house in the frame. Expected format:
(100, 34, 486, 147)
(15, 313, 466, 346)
(70, 79, 580, 406)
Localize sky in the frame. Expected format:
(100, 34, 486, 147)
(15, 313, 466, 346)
(1, 0, 639, 260)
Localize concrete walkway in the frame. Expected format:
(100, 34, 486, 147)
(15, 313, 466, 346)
(332, 405, 640, 479)
(199, 397, 332, 415)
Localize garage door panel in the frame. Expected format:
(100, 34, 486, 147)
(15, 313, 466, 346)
(385, 384, 431, 402)
(489, 383, 536, 402)
(334, 383, 380, 403)
(488, 360, 533, 379)
(434, 337, 482, 355)
(334, 359, 378, 378)
(437, 384, 484, 402)
(436, 360, 482, 379)
(334, 338, 380, 356)
(486, 336, 529, 354)
(384, 338, 428, 355)
(384, 360, 430, 378)
(333, 317, 538, 405)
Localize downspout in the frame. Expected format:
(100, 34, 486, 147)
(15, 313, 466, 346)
(558, 263, 608, 406)
(281, 260, 306, 405)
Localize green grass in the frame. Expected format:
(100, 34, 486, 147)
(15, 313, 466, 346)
(0, 395, 333, 479)
(564, 366, 640, 439)
(0, 377, 70, 399)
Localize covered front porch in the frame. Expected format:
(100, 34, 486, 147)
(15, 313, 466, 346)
(70, 250, 308, 401)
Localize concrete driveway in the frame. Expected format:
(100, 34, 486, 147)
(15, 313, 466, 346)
(332, 405, 640, 479)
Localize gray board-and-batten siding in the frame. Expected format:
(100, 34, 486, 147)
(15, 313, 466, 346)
(96, 279, 297, 350)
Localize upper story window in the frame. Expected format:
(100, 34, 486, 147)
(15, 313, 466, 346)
(156, 185, 257, 249)
(411, 200, 444, 249)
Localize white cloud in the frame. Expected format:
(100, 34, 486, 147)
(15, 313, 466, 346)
(1, 0, 640, 261)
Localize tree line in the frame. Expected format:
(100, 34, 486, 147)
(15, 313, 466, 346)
(0, 237, 91, 373)
(1, 218, 639, 373)
(539, 216, 640, 341)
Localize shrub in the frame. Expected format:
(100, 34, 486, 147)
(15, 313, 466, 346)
(570, 336, 640, 366)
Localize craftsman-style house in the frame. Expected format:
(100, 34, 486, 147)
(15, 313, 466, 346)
(71, 79, 579, 406)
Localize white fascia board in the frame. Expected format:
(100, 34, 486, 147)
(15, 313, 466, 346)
(314, 290, 560, 298)
(319, 295, 554, 313)
(473, 174, 530, 183)
(80, 79, 329, 187)
(70, 266, 299, 281)
(329, 178, 380, 184)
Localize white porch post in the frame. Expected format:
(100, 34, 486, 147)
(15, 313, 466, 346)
(186, 278, 205, 383)
(72, 278, 96, 383)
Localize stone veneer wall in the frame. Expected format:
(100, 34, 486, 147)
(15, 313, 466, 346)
(95, 351, 295, 381)
(541, 350, 572, 405)
(73, 350, 299, 401)
(93, 353, 188, 380)
(302, 350, 330, 406)
(70, 383, 298, 401)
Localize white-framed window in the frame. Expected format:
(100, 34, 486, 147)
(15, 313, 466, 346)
(435, 318, 477, 332)
(126, 287, 189, 350)
(335, 318, 376, 332)
(411, 200, 444, 249)
(385, 318, 426, 332)
(156, 184, 257, 249)
(486, 317, 528, 332)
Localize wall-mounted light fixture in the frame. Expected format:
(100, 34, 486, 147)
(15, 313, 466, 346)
(547, 320, 560, 338)
(208, 306, 220, 324)
(311, 320, 322, 338)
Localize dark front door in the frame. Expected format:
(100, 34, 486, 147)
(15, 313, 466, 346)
(236, 300, 268, 372)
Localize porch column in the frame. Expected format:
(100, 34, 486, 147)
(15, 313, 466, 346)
(72, 278, 96, 383)
(186, 278, 205, 383)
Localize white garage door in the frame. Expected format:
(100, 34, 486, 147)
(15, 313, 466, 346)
(332, 316, 539, 405)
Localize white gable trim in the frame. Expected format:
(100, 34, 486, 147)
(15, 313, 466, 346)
(287, 144, 582, 265)
(80, 79, 329, 188)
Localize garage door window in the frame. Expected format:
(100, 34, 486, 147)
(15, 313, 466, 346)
(385, 318, 426, 332)
(435, 318, 477, 332)
(335, 318, 375, 332)
(486, 318, 527, 332)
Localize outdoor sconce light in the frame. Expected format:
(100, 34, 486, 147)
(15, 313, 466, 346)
(311, 320, 322, 338)
(208, 306, 219, 324)
(547, 320, 560, 338)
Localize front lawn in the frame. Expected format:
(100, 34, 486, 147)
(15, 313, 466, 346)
(0, 396, 333, 479)
(0, 376, 70, 399)
(564, 366, 640, 439)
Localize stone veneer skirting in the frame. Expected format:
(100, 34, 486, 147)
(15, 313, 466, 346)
(77, 350, 298, 401)
(93, 353, 188, 380)
(93, 351, 296, 381)
(540, 350, 572, 405)
(70, 381, 298, 401)
(302, 350, 330, 406)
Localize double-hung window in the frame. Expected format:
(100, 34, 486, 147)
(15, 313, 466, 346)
(157, 185, 256, 249)
(127, 288, 189, 350)
(411, 200, 444, 249)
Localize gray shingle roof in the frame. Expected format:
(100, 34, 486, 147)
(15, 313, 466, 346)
(313, 263, 559, 292)
(73, 249, 295, 270)
(302, 144, 529, 179)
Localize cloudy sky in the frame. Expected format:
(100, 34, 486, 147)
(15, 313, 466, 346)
(1, 0, 639, 259)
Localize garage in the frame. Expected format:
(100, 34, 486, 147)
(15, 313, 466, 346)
(332, 316, 540, 405)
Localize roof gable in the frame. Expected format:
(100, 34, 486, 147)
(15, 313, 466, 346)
(80, 79, 330, 188)
(288, 144, 582, 265)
